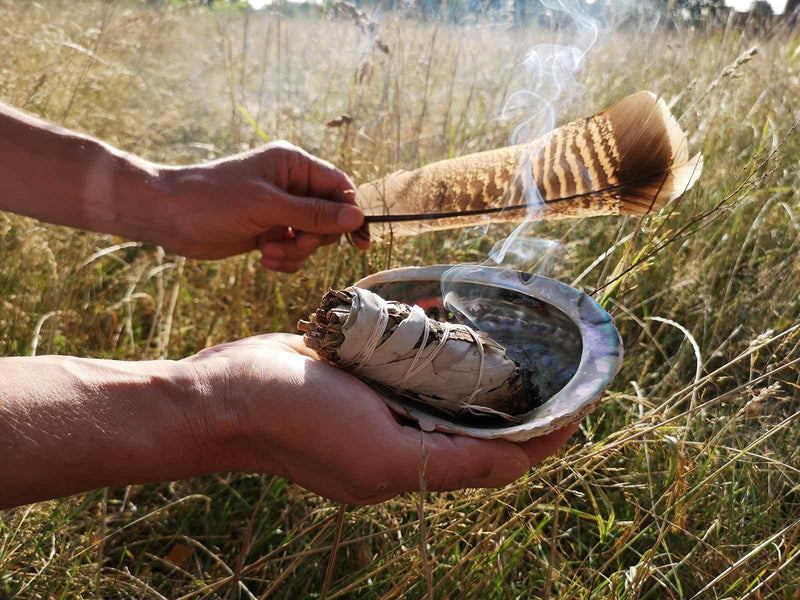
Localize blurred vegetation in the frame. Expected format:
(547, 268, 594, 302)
(1, 0, 799, 598)
(165, 0, 800, 26)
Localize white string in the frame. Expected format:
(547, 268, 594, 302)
(392, 312, 432, 393)
(339, 301, 390, 371)
(343, 294, 488, 404)
(394, 323, 450, 395)
(462, 326, 485, 404)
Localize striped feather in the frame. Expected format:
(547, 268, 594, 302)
(356, 91, 703, 239)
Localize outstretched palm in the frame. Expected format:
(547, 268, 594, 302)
(186, 333, 578, 504)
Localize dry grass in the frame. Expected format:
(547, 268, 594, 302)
(1, 0, 799, 598)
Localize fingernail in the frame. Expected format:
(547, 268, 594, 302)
(261, 244, 285, 260)
(337, 205, 363, 229)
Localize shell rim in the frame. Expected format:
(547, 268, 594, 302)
(353, 265, 623, 441)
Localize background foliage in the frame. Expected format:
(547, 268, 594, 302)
(1, 0, 799, 598)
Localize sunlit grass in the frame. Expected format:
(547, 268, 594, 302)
(1, 0, 799, 598)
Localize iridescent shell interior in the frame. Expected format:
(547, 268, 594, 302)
(354, 265, 623, 441)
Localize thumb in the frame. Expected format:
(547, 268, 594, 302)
(270, 188, 365, 234)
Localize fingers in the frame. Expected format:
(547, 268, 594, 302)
(515, 423, 580, 465)
(260, 258, 305, 273)
(412, 433, 529, 492)
(258, 142, 369, 247)
(263, 141, 358, 205)
(259, 239, 314, 262)
(389, 423, 579, 495)
(257, 230, 337, 273)
(295, 232, 339, 251)
(267, 187, 365, 235)
(348, 224, 371, 250)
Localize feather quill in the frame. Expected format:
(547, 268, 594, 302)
(356, 91, 703, 239)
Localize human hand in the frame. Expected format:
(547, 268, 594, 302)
(0, 104, 368, 269)
(186, 333, 578, 505)
(159, 141, 369, 271)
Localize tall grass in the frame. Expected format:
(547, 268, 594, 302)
(1, 0, 799, 597)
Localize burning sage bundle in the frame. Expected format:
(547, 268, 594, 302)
(298, 287, 534, 422)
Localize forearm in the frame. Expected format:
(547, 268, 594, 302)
(0, 101, 174, 244)
(0, 355, 225, 509)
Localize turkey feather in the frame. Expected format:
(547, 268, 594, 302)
(357, 91, 703, 238)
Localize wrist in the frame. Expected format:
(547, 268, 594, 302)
(81, 355, 247, 484)
(57, 354, 234, 484)
(67, 136, 176, 247)
(141, 163, 226, 258)
(0, 103, 174, 247)
(105, 150, 177, 247)
(79, 356, 222, 483)
(176, 348, 276, 476)
(179, 341, 297, 478)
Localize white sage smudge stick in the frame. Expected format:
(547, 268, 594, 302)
(298, 287, 533, 422)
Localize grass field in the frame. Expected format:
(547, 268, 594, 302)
(1, 0, 800, 598)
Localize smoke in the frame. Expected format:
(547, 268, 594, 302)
(441, 0, 602, 330)
(504, 2, 598, 144)
(489, 0, 599, 266)
(439, 1, 670, 332)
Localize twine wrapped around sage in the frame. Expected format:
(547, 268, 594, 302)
(298, 287, 534, 422)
